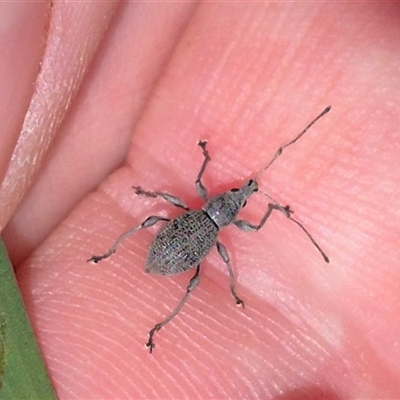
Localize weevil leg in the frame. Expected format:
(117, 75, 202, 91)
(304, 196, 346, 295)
(216, 241, 245, 308)
(195, 140, 211, 201)
(132, 186, 190, 211)
(146, 265, 201, 353)
(234, 203, 289, 232)
(234, 204, 329, 263)
(87, 215, 170, 263)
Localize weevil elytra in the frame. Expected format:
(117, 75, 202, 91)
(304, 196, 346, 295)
(88, 106, 331, 353)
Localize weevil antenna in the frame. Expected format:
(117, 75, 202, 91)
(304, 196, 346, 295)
(255, 106, 331, 180)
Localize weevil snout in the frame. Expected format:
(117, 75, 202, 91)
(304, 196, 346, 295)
(231, 179, 259, 204)
(245, 178, 259, 194)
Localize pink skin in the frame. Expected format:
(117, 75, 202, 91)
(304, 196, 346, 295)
(1, 2, 400, 399)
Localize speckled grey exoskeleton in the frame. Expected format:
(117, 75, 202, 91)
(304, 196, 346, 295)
(88, 106, 331, 353)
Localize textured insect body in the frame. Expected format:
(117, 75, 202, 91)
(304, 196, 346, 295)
(88, 106, 331, 353)
(146, 211, 218, 276)
(147, 179, 258, 276)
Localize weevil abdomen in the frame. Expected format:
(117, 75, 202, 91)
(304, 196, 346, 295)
(146, 210, 218, 276)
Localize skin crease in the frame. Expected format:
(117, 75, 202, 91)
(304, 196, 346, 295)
(1, 2, 400, 399)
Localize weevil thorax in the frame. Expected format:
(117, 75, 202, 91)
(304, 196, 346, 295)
(203, 179, 258, 228)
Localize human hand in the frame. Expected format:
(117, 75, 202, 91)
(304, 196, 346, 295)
(2, 3, 400, 399)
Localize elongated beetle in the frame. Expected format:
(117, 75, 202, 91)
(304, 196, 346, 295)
(88, 106, 331, 353)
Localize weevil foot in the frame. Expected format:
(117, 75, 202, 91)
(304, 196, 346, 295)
(87, 255, 104, 264)
(87, 249, 115, 264)
(235, 297, 245, 309)
(133, 186, 156, 198)
(198, 139, 208, 147)
(146, 340, 155, 354)
(146, 324, 162, 354)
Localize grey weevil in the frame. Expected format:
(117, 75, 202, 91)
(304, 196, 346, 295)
(88, 106, 331, 353)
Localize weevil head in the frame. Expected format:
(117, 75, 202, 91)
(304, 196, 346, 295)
(203, 179, 259, 228)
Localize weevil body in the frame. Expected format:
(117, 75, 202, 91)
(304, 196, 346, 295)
(146, 210, 218, 276)
(146, 178, 258, 276)
(88, 106, 331, 353)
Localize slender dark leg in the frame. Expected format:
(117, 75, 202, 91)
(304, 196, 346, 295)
(132, 186, 190, 210)
(146, 265, 201, 353)
(234, 203, 329, 263)
(87, 216, 169, 263)
(195, 141, 211, 201)
(234, 203, 290, 232)
(216, 241, 244, 307)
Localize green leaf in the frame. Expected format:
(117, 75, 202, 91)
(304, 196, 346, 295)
(0, 239, 57, 400)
